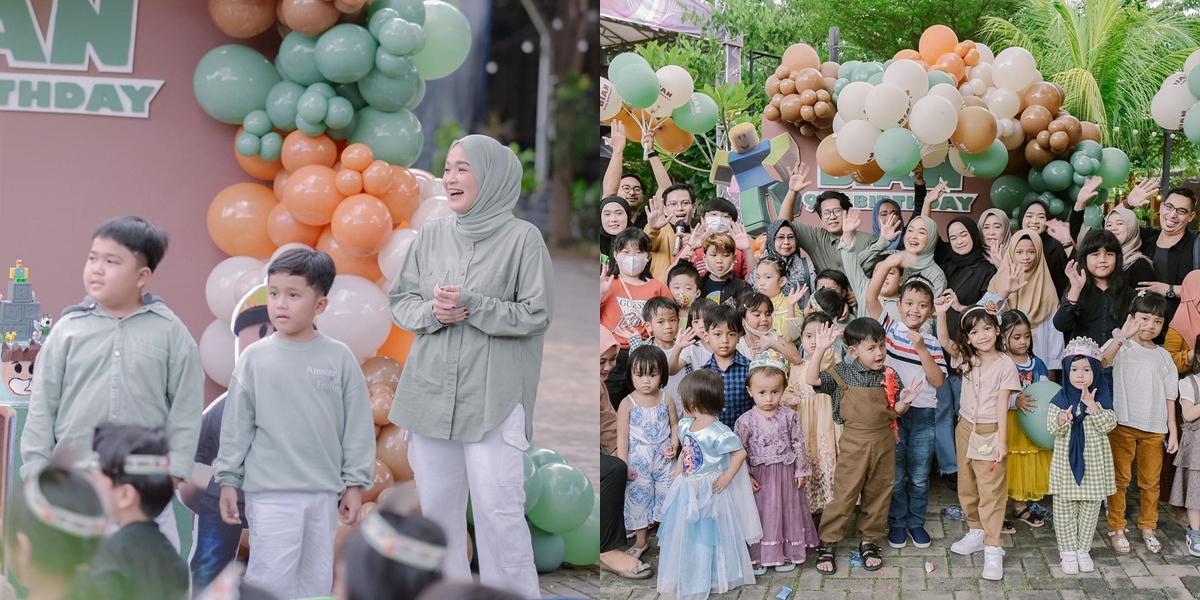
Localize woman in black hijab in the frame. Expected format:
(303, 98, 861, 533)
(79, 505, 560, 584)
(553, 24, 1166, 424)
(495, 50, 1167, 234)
(1019, 197, 1070, 298)
(938, 216, 998, 331)
(600, 195, 631, 271)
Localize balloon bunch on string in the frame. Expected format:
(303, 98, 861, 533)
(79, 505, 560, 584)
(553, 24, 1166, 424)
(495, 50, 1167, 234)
(761, 43, 840, 138)
(1150, 48, 1200, 145)
(600, 52, 719, 157)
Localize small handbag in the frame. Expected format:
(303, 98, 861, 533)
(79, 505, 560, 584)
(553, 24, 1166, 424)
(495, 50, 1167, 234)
(963, 367, 998, 462)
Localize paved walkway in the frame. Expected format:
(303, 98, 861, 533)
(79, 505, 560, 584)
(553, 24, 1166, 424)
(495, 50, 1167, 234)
(601, 480, 1200, 599)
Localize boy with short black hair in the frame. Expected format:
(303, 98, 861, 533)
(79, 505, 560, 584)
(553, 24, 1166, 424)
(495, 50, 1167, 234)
(642, 296, 681, 351)
(214, 248, 376, 599)
(698, 234, 752, 305)
(701, 304, 752, 428)
(666, 262, 702, 322)
(21, 215, 203, 550)
(85, 422, 189, 600)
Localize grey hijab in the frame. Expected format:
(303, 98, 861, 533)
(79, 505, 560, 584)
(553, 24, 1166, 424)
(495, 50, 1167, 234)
(452, 135, 522, 242)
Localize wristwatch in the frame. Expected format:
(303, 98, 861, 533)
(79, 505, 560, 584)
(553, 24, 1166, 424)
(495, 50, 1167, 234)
(1168, 285, 1176, 299)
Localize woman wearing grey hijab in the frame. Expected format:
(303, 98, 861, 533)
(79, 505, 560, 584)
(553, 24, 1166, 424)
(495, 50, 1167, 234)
(387, 135, 554, 598)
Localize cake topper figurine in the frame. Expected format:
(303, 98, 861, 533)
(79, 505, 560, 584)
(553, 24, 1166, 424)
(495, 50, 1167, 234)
(9, 260, 27, 283)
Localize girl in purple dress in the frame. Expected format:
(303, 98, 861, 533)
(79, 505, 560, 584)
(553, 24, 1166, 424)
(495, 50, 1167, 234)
(734, 349, 820, 573)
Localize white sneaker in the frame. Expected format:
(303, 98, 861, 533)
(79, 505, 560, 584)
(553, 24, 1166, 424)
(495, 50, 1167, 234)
(1076, 549, 1094, 572)
(951, 528, 986, 555)
(982, 546, 1005, 580)
(1059, 550, 1079, 575)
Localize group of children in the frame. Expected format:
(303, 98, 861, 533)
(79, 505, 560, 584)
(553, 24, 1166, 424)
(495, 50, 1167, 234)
(601, 182, 1200, 597)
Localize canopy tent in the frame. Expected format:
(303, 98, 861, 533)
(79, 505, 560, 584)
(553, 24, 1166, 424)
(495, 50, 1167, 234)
(600, 0, 711, 52)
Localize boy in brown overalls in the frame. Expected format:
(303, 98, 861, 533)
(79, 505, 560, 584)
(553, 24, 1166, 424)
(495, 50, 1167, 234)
(805, 317, 924, 575)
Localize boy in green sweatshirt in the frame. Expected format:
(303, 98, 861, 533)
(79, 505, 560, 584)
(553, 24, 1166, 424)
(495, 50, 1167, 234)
(213, 248, 375, 600)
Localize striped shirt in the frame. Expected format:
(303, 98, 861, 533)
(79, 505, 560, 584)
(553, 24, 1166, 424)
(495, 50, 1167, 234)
(880, 314, 946, 409)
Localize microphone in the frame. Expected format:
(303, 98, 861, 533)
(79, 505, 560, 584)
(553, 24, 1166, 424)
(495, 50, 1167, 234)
(672, 221, 686, 256)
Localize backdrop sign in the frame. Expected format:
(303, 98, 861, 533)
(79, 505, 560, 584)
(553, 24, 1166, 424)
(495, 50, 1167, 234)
(800, 163, 980, 213)
(0, 0, 162, 118)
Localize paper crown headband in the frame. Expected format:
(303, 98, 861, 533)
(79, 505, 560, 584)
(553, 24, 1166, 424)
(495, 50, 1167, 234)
(749, 349, 787, 372)
(87, 452, 171, 476)
(361, 511, 447, 572)
(1064, 337, 1103, 362)
(23, 473, 108, 538)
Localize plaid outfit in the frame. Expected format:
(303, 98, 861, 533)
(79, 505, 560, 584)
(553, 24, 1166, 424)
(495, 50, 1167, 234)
(1047, 402, 1117, 553)
(817, 359, 903, 426)
(704, 351, 752, 429)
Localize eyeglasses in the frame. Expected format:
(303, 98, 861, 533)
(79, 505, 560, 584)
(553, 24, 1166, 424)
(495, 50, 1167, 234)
(618, 185, 642, 194)
(820, 208, 844, 218)
(665, 201, 693, 209)
(1162, 203, 1193, 218)
(773, 234, 796, 242)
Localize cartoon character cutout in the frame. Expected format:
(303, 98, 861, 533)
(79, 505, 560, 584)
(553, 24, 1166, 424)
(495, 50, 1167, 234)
(2, 341, 40, 397)
(232, 284, 275, 358)
(680, 435, 703, 476)
(31, 315, 52, 345)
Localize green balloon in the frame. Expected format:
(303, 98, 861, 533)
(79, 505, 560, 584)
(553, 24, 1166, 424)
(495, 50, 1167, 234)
(670, 92, 718, 134)
(276, 33, 326, 86)
(325, 97, 355, 129)
(1071, 153, 1094, 176)
(851, 62, 883, 83)
(882, 59, 895, 70)
(608, 53, 650, 85)
(297, 91, 329, 123)
(874, 127, 921, 175)
(236, 132, 261, 157)
(1049, 197, 1066, 217)
(369, 0, 425, 26)
(335, 83, 367, 109)
(527, 463, 594, 534)
(359, 66, 421, 111)
(1098, 147, 1130, 188)
(833, 78, 850, 96)
(927, 70, 955, 89)
(529, 523, 565, 574)
(560, 500, 600, 566)
(1083, 204, 1104, 229)
(1190, 64, 1200, 102)
(315, 24, 378, 84)
(1094, 187, 1110, 207)
(412, 1, 470, 80)
(327, 111, 358, 140)
(294, 114, 326, 136)
(1074, 140, 1102, 161)
(962, 140, 1008, 179)
(1042, 160, 1074, 192)
(839, 61, 862, 80)
(348, 107, 423, 166)
(990, 175, 1032, 213)
(308, 82, 336, 99)
(410, 26, 427, 55)
(1017, 381, 1061, 449)
(1011, 206, 1022, 219)
(369, 8, 401, 37)
(1184, 103, 1200, 144)
(1010, 217, 1019, 230)
(260, 132, 283, 162)
(523, 452, 542, 512)
(1073, 172, 1089, 187)
(528, 447, 566, 468)
(193, 45, 281, 125)
(375, 48, 413, 77)
(613, 62, 659, 109)
(867, 72, 884, 86)
(243, 110, 273, 136)
(1067, 184, 1083, 203)
(406, 78, 426, 110)
(378, 18, 417, 56)
(1028, 168, 1047, 193)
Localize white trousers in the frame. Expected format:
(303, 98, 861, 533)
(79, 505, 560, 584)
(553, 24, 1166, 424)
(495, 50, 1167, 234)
(154, 502, 181, 553)
(244, 491, 338, 600)
(409, 404, 540, 598)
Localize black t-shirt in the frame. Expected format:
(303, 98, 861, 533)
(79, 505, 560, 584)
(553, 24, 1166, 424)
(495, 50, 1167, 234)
(193, 393, 245, 515)
(83, 521, 189, 600)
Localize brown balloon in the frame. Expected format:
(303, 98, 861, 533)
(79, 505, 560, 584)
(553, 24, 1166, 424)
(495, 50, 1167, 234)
(1021, 105, 1052, 136)
(815, 127, 833, 140)
(362, 357, 402, 390)
(963, 96, 987, 109)
(799, 122, 818, 137)
(1051, 82, 1067, 101)
(814, 100, 832, 119)
(789, 71, 802, 80)
(823, 77, 837, 95)
(1049, 131, 1069, 151)
(780, 95, 804, 123)
(816, 89, 831, 103)
(775, 64, 791, 80)
(1081, 121, 1102, 143)
(772, 93, 784, 107)
(1047, 119, 1066, 135)
(782, 43, 821, 73)
(849, 160, 885, 185)
(820, 61, 841, 79)
(811, 114, 835, 129)
(1061, 115, 1082, 145)
(368, 383, 394, 398)
(963, 48, 980, 67)
(954, 41, 972, 57)
(799, 89, 818, 105)
(362, 460, 395, 503)
(280, 0, 340, 35)
(795, 68, 824, 92)
(209, 0, 276, 38)
(765, 75, 781, 97)
(1036, 130, 1051, 148)
(369, 392, 393, 426)
(764, 104, 782, 121)
(1005, 146, 1030, 176)
(1025, 141, 1054, 168)
(800, 104, 816, 122)
(1022, 82, 1063, 115)
(951, 106, 998, 154)
(817, 134, 854, 177)
(376, 424, 414, 483)
(779, 78, 797, 96)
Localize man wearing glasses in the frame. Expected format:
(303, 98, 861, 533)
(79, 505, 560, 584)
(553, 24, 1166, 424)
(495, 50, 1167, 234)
(1126, 182, 1198, 320)
(604, 121, 671, 230)
(778, 179, 876, 273)
(645, 183, 699, 281)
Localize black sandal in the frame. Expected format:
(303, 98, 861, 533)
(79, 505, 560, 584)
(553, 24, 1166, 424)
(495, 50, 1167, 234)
(1001, 519, 1016, 534)
(816, 545, 837, 575)
(1015, 507, 1045, 528)
(859, 542, 883, 572)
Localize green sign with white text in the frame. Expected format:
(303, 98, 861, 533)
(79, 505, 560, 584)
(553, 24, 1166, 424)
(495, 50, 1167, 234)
(800, 162, 980, 213)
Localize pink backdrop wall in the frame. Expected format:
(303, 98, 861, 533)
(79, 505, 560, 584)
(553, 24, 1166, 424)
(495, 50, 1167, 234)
(0, 1, 281, 397)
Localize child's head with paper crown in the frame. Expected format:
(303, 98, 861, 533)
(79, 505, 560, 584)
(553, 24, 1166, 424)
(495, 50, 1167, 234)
(91, 422, 173, 526)
(6, 450, 107, 597)
(747, 349, 788, 415)
(334, 506, 448, 600)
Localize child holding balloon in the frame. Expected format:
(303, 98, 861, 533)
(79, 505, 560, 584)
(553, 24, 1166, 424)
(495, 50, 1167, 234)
(1170, 335, 1200, 557)
(998, 310, 1051, 533)
(1047, 337, 1116, 575)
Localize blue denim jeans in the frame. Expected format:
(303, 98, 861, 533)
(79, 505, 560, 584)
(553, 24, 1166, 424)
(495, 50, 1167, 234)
(190, 512, 246, 589)
(888, 407, 936, 529)
(934, 374, 961, 475)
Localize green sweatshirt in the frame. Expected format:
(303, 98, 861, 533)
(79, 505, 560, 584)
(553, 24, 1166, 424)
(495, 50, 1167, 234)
(20, 296, 203, 482)
(212, 334, 375, 494)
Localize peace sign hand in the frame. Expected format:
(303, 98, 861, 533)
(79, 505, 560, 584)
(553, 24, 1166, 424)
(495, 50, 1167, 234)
(1080, 385, 1098, 411)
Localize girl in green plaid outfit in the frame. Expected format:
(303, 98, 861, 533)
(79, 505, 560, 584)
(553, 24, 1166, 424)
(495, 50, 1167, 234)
(1047, 337, 1116, 575)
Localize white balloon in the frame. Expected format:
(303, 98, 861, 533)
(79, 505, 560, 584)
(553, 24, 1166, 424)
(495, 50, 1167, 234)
(1161, 72, 1188, 90)
(199, 319, 236, 387)
(835, 120, 881, 165)
(920, 142, 949, 168)
(260, 243, 314, 279)
(959, 82, 975, 97)
(655, 65, 695, 110)
(418, 176, 445, 201)
(836, 81, 873, 121)
(318, 275, 392, 359)
(992, 47, 1037, 92)
(377, 227, 419, 282)
(986, 87, 1021, 119)
(410, 196, 454, 229)
(865, 83, 911, 129)
(908, 95, 958, 144)
(599, 77, 623, 121)
(975, 43, 995, 65)
(1000, 120, 1026, 150)
(948, 148, 974, 177)
(232, 269, 265, 310)
(1186, 49, 1200, 80)
(832, 112, 846, 134)
(206, 257, 264, 323)
(882, 59, 928, 102)
(1151, 85, 1198, 130)
(971, 79, 986, 95)
(927, 84, 964, 110)
(972, 63, 994, 87)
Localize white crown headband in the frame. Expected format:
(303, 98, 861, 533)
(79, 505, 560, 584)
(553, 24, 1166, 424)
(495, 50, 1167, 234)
(361, 511, 447, 572)
(88, 452, 171, 476)
(749, 349, 787, 372)
(1064, 337, 1103, 362)
(23, 475, 108, 538)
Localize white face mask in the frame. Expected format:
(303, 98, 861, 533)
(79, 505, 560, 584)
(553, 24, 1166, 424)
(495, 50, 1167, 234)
(617, 254, 648, 276)
(743, 320, 771, 338)
(705, 215, 732, 234)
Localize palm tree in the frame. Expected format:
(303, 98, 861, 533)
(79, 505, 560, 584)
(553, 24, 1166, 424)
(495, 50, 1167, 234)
(980, 0, 1200, 168)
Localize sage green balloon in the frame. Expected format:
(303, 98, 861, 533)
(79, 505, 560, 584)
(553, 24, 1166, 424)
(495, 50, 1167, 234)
(276, 33, 325, 86)
(348, 107, 423, 166)
(1083, 204, 1103, 229)
(335, 83, 367, 110)
(294, 114, 326, 136)
(243, 110, 273, 136)
(1185, 103, 1200, 144)
(315, 24, 378, 84)
(410, 26, 427, 55)
(1049, 197, 1066, 217)
(369, 0, 425, 25)
(613, 62, 659, 109)
(527, 463, 594, 534)
(990, 175, 1032, 213)
(874, 127, 921, 175)
(529, 524, 565, 574)
(523, 451, 542, 512)
(1071, 152, 1094, 176)
(927, 70, 955, 89)
(670, 92, 718, 134)
(193, 45, 281, 124)
(840, 61, 862, 80)
(375, 48, 413, 77)
(1098, 147, 1130, 188)
(378, 17, 417, 56)
(369, 8, 401, 37)
(259, 132, 283, 162)
(528, 447, 566, 468)
(1042, 160, 1074, 192)
(358, 65, 421, 112)
(867, 72, 884, 86)
(962, 140, 1008, 179)
(308, 82, 336, 99)
(1067, 184, 1083, 204)
(325, 97, 355, 129)
(236, 132, 261, 157)
(1074, 139, 1102, 161)
(1072, 172, 1088, 186)
(412, 1, 471, 80)
(852, 62, 882, 83)
(1190, 64, 1200, 101)
(608, 52, 650, 83)
(1028, 168, 1047, 193)
(265, 81, 305, 131)
(297, 91, 328, 124)
(327, 112, 358, 141)
(560, 500, 600, 566)
(406, 78, 426, 110)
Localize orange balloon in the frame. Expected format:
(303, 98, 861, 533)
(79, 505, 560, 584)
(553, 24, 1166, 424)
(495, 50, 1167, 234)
(209, 0, 276, 38)
(376, 425, 414, 483)
(609, 108, 644, 140)
(266, 202, 322, 247)
(283, 165, 343, 226)
(816, 134, 853, 177)
(368, 383, 395, 399)
(919, 25, 958, 62)
(207, 183, 279, 259)
(849, 160, 885, 185)
(279, 0, 339, 35)
(379, 167, 421, 223)
(281, 131, 338, 173)
(963, 48, 980, 67)
(332, 193, 393, 257)
(316, 226, 384, 280)
(781, 43, 820, 72)
(894, 49, 921, 61)
(951, 106, 998, 154)
(273, 169, 290, 202)
(361, 460, 395, 503)
(362, 356, 403, 389)
(362, 160, 395, 196)
(953, 41, 972, 58)
(341, 143, 374, 172)
(654, 120, 693, 155)
(370, 391, 393, 426)
(932, 52, 966, 84)
(335, 169, 363, 196)
(376, 325, 415, 365)
(234, 127, 284, 180)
